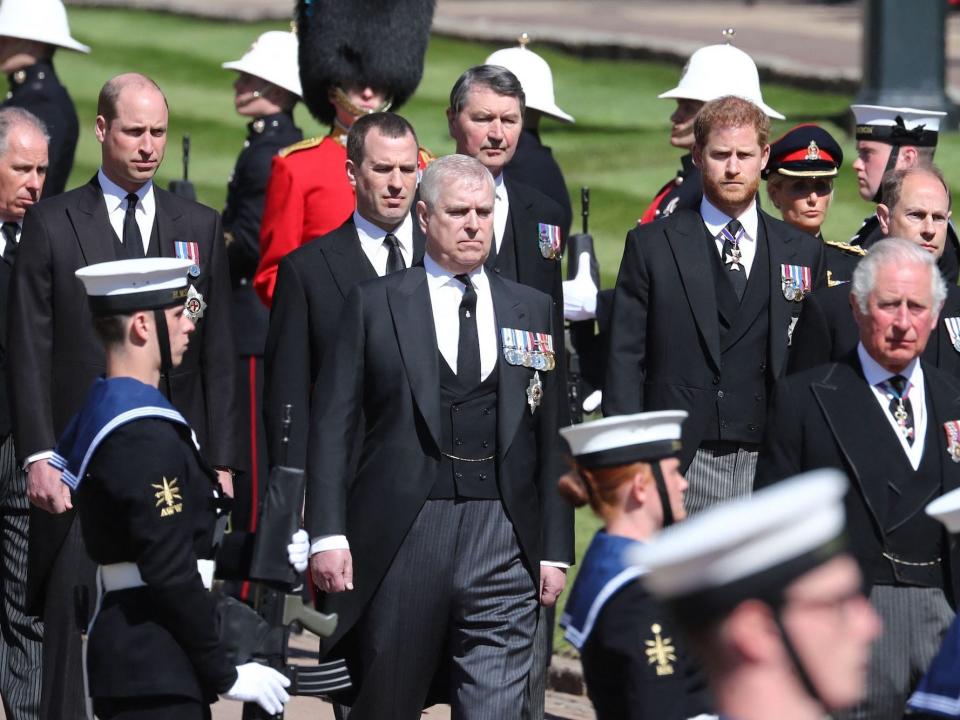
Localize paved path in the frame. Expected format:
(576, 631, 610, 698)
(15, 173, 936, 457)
(66, 0, 960, 96)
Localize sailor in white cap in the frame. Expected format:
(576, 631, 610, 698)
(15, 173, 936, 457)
(221, 31, 303, 536)
(558, 411, 712, 720)
(847, 104, 960, 286)
(486, 33, 574, 236)
(641, 29, 784, 225)
(908, 487, 960, 718)
(636, 470, 881, 720)
(53, 258, 294, 719)
(0, 0, 88, 198)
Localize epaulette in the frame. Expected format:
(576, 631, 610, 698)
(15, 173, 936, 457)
(824, 239, 867, 257)
(418, 146, 437, 168)
(278, 136, 324, 158)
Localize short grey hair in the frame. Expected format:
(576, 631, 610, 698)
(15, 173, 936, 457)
(419, 154, 495, 211)
(449, 64, 525, 117)
(850, 237, 947, 314)
(0, 107, 48, 157)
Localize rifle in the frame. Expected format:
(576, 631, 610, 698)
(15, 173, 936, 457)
(565, 187, 601, 424)
(237, 404, 348, 718)
(168, 134, 197, 201)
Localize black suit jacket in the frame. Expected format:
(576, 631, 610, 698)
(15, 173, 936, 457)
(304, 266, 574, 659)
(0, 238, 13, 440)
(263, 217, 425, 468)
(755, 355, 960, 603)
(504, 129, 572, 237)
(8, 177, 238, 610)
(2, 60, 79, 198)
(787, 283, 960, 378)
(602, 207, 827, 469)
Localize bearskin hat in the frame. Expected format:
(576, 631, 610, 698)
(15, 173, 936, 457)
(297, 0, 436, 125)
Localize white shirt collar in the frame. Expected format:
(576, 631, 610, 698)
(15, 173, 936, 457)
(424, 252, 487, 290)
(354, 210, 413, 254)
(857, 342, 923, 389)
(97, 168, 154, 213)
(700, 196, 759, 241)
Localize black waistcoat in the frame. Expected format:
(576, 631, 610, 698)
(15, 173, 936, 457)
(702, 222, 770, 445)
(431, 356, 500, 500)
(873, 396, 946, 588)
(111, 218, 161, 259)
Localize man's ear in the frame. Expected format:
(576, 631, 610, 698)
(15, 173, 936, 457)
(345, 159, 358, 190)
(128, 311, 151, 345)
(95, 116, 107, 144)
(416, 200, 429, 236)
(691, 144, 702, 169)
(876, 203, 891, 235)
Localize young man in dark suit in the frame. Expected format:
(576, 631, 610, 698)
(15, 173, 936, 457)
(306, 154, 573, 719)
(264, 111, 423, 471)
(0, 106, 46, 720)
(7, 72, 237, 720)
(603, 94, 826, 515)
(788, 165, 960, 379)
(757, 239, 960, 720)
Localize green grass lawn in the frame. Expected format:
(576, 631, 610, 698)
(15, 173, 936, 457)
(53, 7, 960, 652)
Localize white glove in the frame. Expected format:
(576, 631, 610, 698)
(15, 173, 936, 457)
(562, 251, 599, 321)
(582, 389, 602, 414)
(222, 662, 291, 715)
(287, 529, 309, 573)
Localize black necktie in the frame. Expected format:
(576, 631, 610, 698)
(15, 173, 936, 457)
(720, 218, 746, 301)
(884, 375, 915, 446)
(456, 274, 480, 386)
(1, 223, 17, 264)
(384, 233, 406, 274)
(123, 192, 144, 258)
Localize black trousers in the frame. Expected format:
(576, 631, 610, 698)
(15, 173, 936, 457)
(94, 695, 210, 720)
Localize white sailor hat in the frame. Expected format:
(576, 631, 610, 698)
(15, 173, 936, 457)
(0, 0, 90, 54)
(658, 42, 784, 120)
(632, 469, 848, 625)
(927, 487, 960, 534)
(486, 34, 574, 123)
(223, 30, 302, 99)
(560, 410, 687, 469)
(851, 104, 946, 148)
(76, 258, 192, 316)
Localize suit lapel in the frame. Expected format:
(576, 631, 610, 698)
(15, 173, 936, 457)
(489, 272, 529, 458)
(505, 179, 534, 278)
(763, 211, 801, 376)
(666, 211, 721, 371)
(387, 268, 442, 450)
(152, 187, 179, 259)
(323, 223, 377, 298)
(68, 177, 117, 266)
(412, 216, 426, 265)
(811, 357, 892, 530)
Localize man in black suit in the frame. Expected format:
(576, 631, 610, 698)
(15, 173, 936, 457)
(757, 238, 960, 720)
(306, 154, 573, 719)
(789, 165, 960, 379)
(447, 65, 568, 716)
(265, 111, 423, 471)
(0, 107, 46, 720)
(0, 0, 88, 197)
(7, 72, 237, 720)
(603, 94, 826, 515)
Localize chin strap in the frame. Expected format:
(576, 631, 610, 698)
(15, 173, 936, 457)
(650, 461, 675, 528)
(872, 144, 902, 203)
(772, 611, 825, 708)
(330, 86, 393, 119)
(153, 309, 173, 399)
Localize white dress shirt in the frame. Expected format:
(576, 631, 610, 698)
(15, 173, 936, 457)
(701, 196, 759, 277)
(0, 221, 20, 257)
(355, 210, 414, 276)
(858, 343, 927, 469)
(493, 173, 509, 255)
(98, 168, 156, 255)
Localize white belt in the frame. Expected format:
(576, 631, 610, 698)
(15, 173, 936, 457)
(99, 559, 216, 592)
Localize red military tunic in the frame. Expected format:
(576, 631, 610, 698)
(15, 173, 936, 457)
(254, 132, 354, 306)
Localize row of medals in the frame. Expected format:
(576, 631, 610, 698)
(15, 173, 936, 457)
(782, 279, 807, 302)
(504, 346, 556, 371)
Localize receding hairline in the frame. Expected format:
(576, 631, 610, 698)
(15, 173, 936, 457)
(97, 73, 169, 123)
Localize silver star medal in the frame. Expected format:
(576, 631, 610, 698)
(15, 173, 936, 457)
(725, 245, 742, 270)
(526, 372, 543, 415)
(184, 285, 207, 322)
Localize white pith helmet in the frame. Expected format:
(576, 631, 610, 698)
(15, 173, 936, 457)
(223, 30, 302, 99)
(658, 29, 783, 120)
(486, 33, 574, 123)
(0, 0, 90, 54)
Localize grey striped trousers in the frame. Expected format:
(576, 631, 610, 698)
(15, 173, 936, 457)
(838, 585, 953, 720)
(0, 434, 43, 719)
(684, 443, 758, 515)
